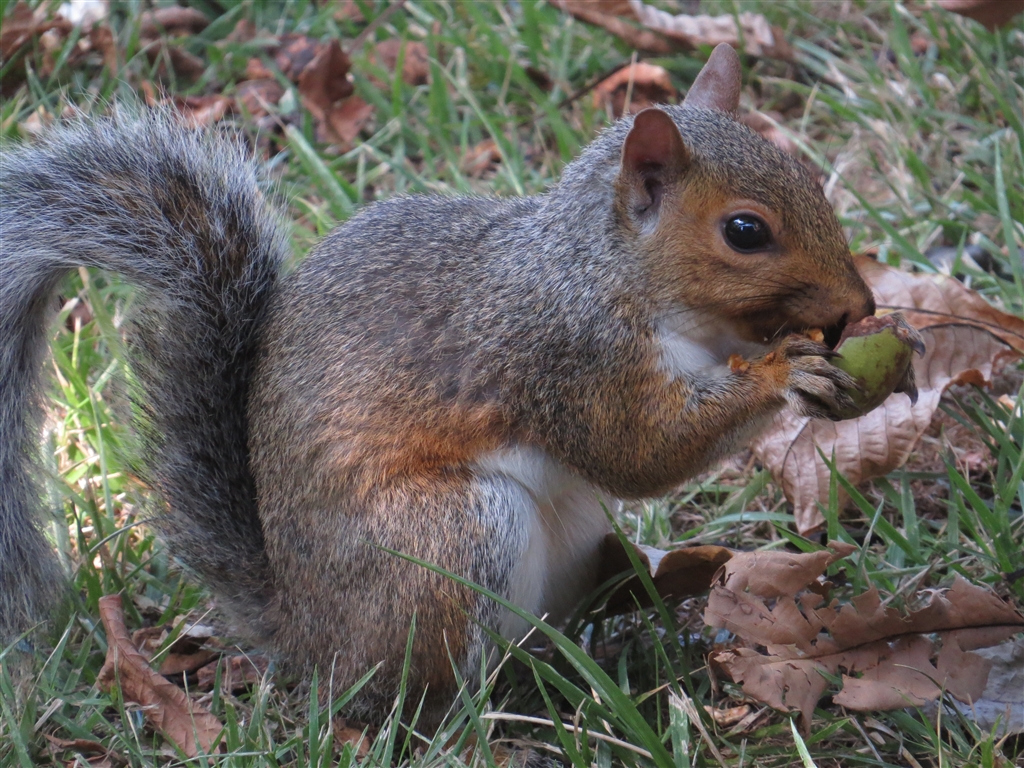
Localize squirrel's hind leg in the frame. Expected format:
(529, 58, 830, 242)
(266, 471, 540, 729)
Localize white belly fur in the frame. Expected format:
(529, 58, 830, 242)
(474, 445, 612, 639)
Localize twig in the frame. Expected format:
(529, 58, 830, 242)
(478, 713, 653, 758)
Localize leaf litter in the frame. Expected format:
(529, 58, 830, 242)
(752, 255, 1024, 534)
(703, 544, 1024, 733)
(554, 0, 791, 59)
(600, 540, 1023, 734)
(96, 596, 223, 757)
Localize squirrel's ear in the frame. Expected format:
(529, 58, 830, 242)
(619, 108, 690, 222)
(682, 43, 741, 113)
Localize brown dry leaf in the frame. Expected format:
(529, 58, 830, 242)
(0, 1, 72, 61)
(930, 637, 1024, 736)
(333, 718, 372, 759)
(856, 255, 1024, 353)
(131, 625, 168, 657)
(88, 24, 118, 74)
(139, 6, 209, 38)
(144, 41, 206, 82)
(937, 0, 1024, 29)
(297, 39, 355, 118)
(556, 0, 791, 60)
(160, 649, 219, 677)
(719, 542, 855, 599)
(173, 94, 234, 128)
(196, 653, 270, 692)
(290, 38, 374, 148)
(553, 0, 674, 54)
(751, 259, 1023, 534)
(97, 595, 224, 757)
(334, 0, 366, 22)
(706, 548, 1024, 732)
(323, 95, 374, 148)
(226, 18, 258, 44)
(371, 39, 430, 86)
(245, 56, 275, 81)
(592, 62, 676, 118)
(273, 33, 324, 81)
(460, 139, 502, 178)
(705, 704, 752, 728)
(565, 0, 636, 16)
(43, 734, 109, 756)
(599, 533, 733, 613)
(628, 2, 792, 59)
(237, 79, 284, 117)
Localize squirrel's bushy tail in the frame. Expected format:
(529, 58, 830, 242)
(0, 114, 286, 641)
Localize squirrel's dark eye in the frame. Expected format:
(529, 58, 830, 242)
(724, 215, 772, 252)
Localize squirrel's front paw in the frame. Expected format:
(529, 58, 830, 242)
(770, 336, 859, 421)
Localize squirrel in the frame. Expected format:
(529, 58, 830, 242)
(0, 44, 875, 727)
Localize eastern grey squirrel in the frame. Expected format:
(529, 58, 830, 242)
(0, 45, 874, 727)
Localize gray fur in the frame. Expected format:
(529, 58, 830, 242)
(0, 114, 287, 640)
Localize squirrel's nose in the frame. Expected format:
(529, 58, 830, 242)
(822, 295, 876, 349)
(861, 295, 877, 319)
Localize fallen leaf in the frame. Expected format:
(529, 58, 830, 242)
(144, 41, 207, 82)
(460, 139, 502, 178)
(555, 0, 791, 60)
(856, 255, 1024, 353)
(226, 18, 258, 44)
(628, 2, 792, 60)
(0, 1, 71, 61)
(718, 542, 854, 600)
(237, 79, 284, 117)
(173, 94, 234, 128)
(937, 0, 1024, 29)
(297, 39, 355, 118)
(333, 0, 366, 23)
(599, 534, 733, 613)
(131, 625, 168, 657)
(751, 258, 1023, 534)
(323, 95, 374, 148)
(244, 33, 373, 149)
(97, 596, 224, 757)
(371, 39, 430, 86)
(88, 24, 118, 74)
(42, 735, 108, 755)
(333, 718, 372, 759)
(159, 649, 220, 677)
(554, 0, 675, 54)
(563, 0, 636, 17)
(276, 34, 329, 82)
(196, 653, 269, 692)
(139, 6, 209, 38)
(706, 548, 1024, 732)
(245, 56, 275, 81)
(592, 62, 676, 117)
(926, 637, 1024, 736)
(705, 704, 751, 728)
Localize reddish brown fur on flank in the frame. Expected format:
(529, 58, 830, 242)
(326, 402, 509, 495)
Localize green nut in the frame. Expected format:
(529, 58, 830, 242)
(830, 312, 925, 420)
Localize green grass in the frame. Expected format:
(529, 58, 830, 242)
(1, 0, 1022, 766)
